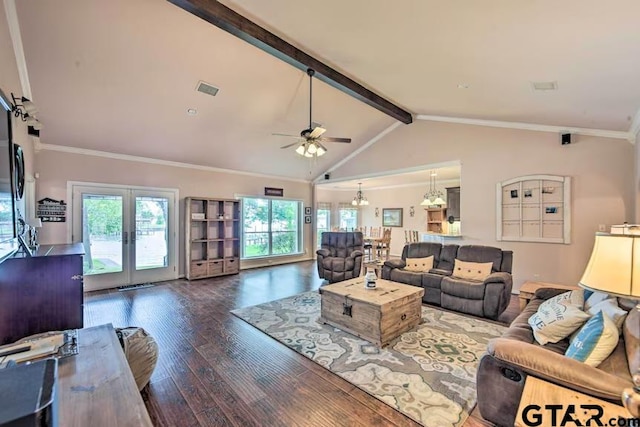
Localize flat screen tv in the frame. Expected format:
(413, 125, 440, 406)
(0, 88, 17, 262)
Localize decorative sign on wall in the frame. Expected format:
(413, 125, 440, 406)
(36, 197, 67, 223)
(264, 187, 284, 197)
(496, 175, 571, 244)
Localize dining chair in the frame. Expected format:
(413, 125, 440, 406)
(376, 228, 392, 260)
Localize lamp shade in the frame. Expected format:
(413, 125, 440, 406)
(579, 233, 640, 298)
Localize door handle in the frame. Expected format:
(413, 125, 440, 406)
(123, 231, 128, 245)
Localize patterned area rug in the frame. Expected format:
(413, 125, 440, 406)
(231, 291, 506, 426)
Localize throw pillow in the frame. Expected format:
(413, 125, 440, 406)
(565, 311, 619, 367)
(586, 298, 627, 331)
(528, 300, 591, 345)
(540, 290, 585, 310)
(584, 290, 610, 311)
(404, 256, 434, 272)
(451, 259, 493, 281)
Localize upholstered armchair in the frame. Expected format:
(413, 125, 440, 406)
(316, 232, 364, 283)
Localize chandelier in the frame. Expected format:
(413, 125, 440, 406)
(295, 140, 326, 158)
(420, 171, 446, 206)
(352, 182, 369, 206)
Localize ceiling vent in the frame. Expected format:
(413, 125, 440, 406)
(196, 81, 219, 97)
(531, 81, 558, 91)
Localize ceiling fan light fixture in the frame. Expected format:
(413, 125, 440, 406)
(316, 145, 326, 156)
(295, 144, 306, 155)
(307, 143, 317, 154)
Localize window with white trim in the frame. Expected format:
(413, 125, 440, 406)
(316, 202, 331, 248)
(242, 197, 302, 258)
(338, 203, 358, 231)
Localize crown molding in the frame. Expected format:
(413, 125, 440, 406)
(416, 114, 632, 141)
(628, 107, 640, 144)
(318, 177, 460, 192)
(313, 121, 403, 183)
(4, 0, 32, 99)
(39, 143, 311, 184)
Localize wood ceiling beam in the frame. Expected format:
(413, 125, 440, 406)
(167, 0, 413, 124)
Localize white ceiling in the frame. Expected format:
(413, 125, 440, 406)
(11, 0, 640, 182)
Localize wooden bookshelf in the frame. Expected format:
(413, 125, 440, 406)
(185, 197, 240, 280)
(426, 207, 446, 233)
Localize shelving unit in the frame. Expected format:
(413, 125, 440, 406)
(496, 175, 571, 244)
(185, 197, 241, 280)
(426, 207, 446, 233)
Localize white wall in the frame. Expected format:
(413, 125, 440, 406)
(34, 149, 314, 274)
(328, 120, 634, 290)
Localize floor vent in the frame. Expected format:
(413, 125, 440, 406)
(117, 283, 155, 292)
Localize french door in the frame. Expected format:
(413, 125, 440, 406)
(70, 183, 178, 291)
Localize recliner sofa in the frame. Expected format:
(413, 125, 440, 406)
(316, 232, 364, 283)
(381, 242, 513, 319)
(477, 288, 638, 427)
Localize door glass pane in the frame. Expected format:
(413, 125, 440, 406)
(135, 196, 169, 270)
(271, 200, 299, 255)
(243, 198, 269, 257)
(83, 194, 123, 275)
(317, 209, 330, 248)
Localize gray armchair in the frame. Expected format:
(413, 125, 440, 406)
(316, 232, 364, 283)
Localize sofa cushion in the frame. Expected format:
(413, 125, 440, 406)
(405, 256, 434, 272)
(452, 259, 492, 281)
(405, 242, 442, 262)
(389, 269, 423, 287)
(528, 300, 590, 345)
(456, 245, 503, 272)
(422, 272, 446, 290)
(437, 244, 459, 271)
(566, 311, 619, 367)
(441, 276, 486, 300)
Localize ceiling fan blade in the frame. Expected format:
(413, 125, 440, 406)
(309, 127, 326, 138)
(272, 133, 301, 138)
(280, 141, 303, 149)
(320, 136, 351, 143)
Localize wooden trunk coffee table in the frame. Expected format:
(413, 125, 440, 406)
(319, 278, 424, 347)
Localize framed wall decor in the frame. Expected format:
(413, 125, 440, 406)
(496, 174, 571, 244)
(382, 208, 403, 227)
(304, 215, 312, 224)
(304, 206, 312, 216)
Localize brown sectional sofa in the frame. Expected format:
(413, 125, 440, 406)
(477, 288, 638, 427)
(381, 242, 513, 320)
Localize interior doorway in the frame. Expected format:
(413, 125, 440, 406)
(69, 183, 179, 291)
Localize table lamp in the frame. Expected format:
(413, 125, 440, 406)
(579, 229, 640, 417)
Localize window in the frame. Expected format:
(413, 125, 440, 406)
(338, 203, 358, 231)
(316, 202, 331, 248)
(242, 197, 302, 258)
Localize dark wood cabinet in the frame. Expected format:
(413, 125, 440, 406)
(446, 187, 461, 221)
(0, 243, 84, 344)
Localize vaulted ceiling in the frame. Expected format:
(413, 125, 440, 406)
(12, 0, 640, 181)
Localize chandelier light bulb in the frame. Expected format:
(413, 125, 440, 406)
(295, 144, 305, 155)
(307, 143, 317, 154)
(316, 146, 326, 156)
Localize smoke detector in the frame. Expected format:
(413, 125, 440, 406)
(196, 81, 220, 97)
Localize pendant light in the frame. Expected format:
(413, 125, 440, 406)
(420, 171, 445, 206)
(352, 183, 369, 206)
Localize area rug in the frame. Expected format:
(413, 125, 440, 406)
(231, 291, 506, 427)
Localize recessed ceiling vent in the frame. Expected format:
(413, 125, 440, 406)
(196, 81, 219, 97)
(531, 81, 558, 91)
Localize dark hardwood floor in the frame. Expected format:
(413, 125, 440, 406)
(84, 261, 520, 427)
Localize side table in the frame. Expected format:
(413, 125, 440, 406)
(518, 281, 579, 311)
(515, 376, 632, 427)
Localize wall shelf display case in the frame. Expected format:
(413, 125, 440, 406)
(425, 207, 446, 233)
(185, 197, 240, 280)
(496, 175, 571, 244)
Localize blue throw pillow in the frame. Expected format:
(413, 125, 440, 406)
(565, 311, 619, 367)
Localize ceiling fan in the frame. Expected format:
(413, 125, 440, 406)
(274, 68, 351, 158)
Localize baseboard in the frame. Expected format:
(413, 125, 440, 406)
(240, 256, 314, 270)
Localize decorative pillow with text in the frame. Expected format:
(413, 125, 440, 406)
(528, 299, 591, 345)
(566, 311, 619, 367)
